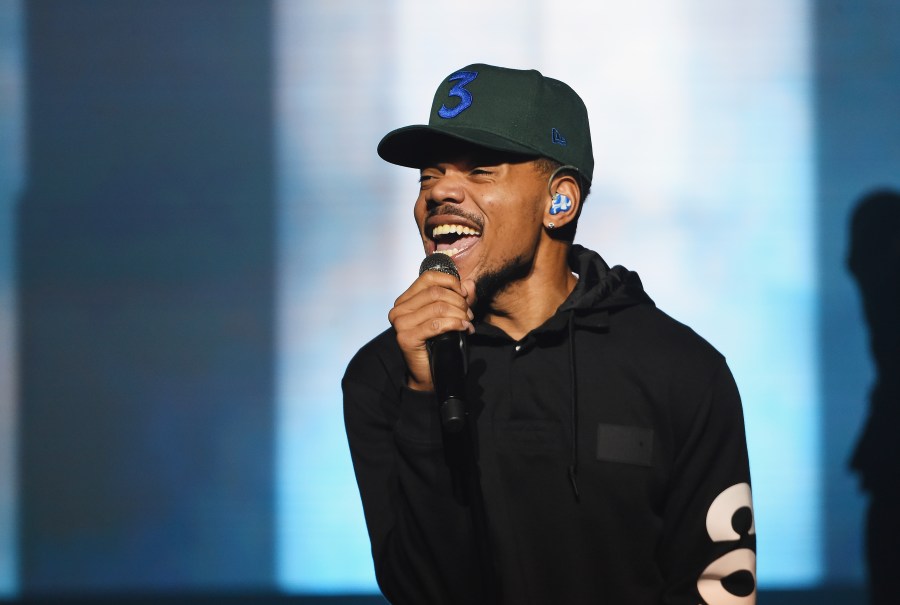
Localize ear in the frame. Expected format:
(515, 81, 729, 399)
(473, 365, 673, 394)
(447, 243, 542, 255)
(543, 173, 581, 231)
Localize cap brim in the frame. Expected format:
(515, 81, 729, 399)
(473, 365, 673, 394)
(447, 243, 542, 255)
(377, 125, 544, 169)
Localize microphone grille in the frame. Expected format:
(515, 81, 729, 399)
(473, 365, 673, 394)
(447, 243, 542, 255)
(419, 253, 460, 279)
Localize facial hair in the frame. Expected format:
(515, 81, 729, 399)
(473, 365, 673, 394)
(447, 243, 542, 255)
(471, 253, 534, 319)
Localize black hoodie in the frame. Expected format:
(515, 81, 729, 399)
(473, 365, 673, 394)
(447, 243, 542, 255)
(343, 245, 756, 605)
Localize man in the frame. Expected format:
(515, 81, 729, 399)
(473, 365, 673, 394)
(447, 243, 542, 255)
(343, 63, 756, 605)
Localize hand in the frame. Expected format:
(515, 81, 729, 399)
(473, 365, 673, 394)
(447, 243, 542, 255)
(388, 270, 477, 391)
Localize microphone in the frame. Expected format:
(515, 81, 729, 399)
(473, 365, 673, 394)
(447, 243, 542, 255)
(418, 253, 468, 433)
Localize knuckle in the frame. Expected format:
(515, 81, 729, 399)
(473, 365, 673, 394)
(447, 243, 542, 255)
(388, 306, 406, 326)
(393, 314, 413, 332)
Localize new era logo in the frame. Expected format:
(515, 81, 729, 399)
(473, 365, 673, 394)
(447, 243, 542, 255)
(551, 128, 567, 146)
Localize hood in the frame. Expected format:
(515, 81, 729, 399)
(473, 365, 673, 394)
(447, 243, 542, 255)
(558, 244, 654, 316)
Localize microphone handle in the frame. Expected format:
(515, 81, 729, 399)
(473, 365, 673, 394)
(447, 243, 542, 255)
(427, 330, 467, 433)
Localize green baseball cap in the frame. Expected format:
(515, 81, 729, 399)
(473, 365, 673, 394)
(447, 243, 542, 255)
(377, 63, 594, 183)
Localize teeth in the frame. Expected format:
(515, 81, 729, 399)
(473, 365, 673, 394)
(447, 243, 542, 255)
(432, 248, 461, 257)
(431, 224, 481, 238)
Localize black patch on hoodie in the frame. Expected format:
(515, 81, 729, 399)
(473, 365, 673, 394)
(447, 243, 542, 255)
(596, 424, 654, 467)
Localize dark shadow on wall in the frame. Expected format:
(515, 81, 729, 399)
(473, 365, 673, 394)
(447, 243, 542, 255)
(846, 190, 900, 605)
(16, 0, 276, 594)
(816, 0, 900, 588)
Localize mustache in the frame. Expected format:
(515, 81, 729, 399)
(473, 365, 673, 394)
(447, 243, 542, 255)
(425, 206, 485, 232)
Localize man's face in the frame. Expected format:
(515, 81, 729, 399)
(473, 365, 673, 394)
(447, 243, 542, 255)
(415, 147, 547, 302)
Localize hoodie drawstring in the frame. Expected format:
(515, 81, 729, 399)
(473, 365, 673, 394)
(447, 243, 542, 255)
(567, 310, 580, 502)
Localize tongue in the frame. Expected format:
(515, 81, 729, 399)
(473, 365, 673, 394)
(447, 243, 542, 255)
(436, 234, 479, 254)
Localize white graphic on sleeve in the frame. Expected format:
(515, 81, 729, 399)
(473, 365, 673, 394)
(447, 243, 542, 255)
(706, 483, 755, 541)
(697, 482, 756, 605)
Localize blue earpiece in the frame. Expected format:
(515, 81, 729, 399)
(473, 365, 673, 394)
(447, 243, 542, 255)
(550, 193, 572, 215)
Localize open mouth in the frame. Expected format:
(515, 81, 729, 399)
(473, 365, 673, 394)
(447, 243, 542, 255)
(429, 222, 482, 258)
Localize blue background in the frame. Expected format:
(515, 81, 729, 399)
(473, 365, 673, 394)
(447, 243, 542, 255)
(0, 0, 898, 600)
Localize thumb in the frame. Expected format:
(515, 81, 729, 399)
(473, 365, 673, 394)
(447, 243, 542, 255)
(461, 278, 477, 307)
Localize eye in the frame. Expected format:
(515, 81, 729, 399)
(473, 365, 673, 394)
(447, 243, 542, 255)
(470, 168, 493, 176)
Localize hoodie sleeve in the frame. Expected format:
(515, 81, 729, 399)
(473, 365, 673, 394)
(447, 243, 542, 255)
(342, 336, 487, 605)
(658, 358, 757, 605)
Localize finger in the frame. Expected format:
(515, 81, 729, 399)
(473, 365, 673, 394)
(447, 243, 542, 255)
(391, 299, 473, 335)
(395, 315, 474, 351)
(389, 283, 472, 325)
(393, 269, 466, 307)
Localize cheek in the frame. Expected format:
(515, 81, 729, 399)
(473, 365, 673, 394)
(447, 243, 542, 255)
(413, 198, 427, 229)
(483, 197, 542, 243)
(506, 199, 544, 232)
(489, 215, 540, 259)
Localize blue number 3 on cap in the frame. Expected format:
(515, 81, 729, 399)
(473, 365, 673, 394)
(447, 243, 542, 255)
(438, 71, 478, 119)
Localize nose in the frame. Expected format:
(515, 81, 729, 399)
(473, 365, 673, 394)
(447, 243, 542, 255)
(426, 172, 465, 208)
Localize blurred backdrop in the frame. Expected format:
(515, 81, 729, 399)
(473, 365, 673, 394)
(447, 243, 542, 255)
(1, 0, 898, 602)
